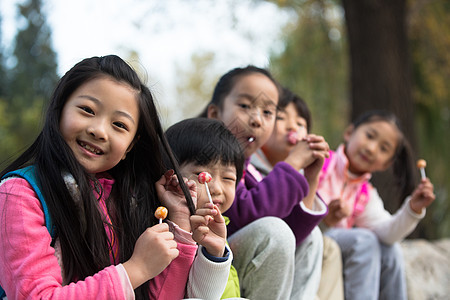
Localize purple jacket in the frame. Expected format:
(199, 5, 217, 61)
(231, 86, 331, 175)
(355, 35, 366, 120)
(224, 160, 327, 245)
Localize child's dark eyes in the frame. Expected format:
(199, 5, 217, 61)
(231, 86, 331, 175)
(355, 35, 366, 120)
(238, 103, 250, 109)
(113, 121, 128, 131)
(79, 106, 94, 114)
(263, 109, 274, 116)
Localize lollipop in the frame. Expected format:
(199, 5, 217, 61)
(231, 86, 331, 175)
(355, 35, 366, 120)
(287, 130, 298, 145)
(198, 171, 213, 204)
(416, 159, 427, 180)
(155, 206, 168, 224)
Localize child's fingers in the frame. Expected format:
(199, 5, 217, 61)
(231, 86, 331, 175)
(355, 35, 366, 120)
(190, 215, 212, 230)
(192, 226, 209, 243)
(311, 150, 329, 160)
(211, 205, 225, 223)
(195, 207, 218, 217)
(164, 169, 175, 181)
(152, 222, 170, 233)
(303, 134, 322, 141)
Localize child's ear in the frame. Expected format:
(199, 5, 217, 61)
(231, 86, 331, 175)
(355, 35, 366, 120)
(343, 124, 355, 142)
(207, 104, 220, 120)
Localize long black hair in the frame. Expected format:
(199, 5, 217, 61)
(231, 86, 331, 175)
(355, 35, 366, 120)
(165, 118, 245, 184)
(350, 110, 418, 202)
(0, 55, 193, 299)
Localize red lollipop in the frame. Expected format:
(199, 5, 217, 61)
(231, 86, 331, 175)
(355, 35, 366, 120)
(198, 172, 212, 184)
(198, 172, 213, 204)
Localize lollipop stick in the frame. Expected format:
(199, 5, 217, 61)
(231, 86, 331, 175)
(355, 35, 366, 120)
(205, 182, 213, 204)
(420, 168, 426, 180)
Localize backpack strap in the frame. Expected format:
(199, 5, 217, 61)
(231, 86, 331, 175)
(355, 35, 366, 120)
(0, 166, 56, 298)
(2, 166, 55, 237)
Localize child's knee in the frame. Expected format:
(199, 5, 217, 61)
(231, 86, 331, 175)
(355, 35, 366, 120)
(256, 217, 296, 254)
(381, 242, 404, 269)
(346, 228, 381, 259)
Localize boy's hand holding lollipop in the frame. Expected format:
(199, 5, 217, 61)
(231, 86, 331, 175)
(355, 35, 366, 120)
(191, 172, 227, 258)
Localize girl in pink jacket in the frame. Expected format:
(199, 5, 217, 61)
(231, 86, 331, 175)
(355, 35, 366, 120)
(0, 55, 231, 299)
(318, 110, 435, 300)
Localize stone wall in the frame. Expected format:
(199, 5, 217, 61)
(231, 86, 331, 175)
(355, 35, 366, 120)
(401, 239, 450, 300)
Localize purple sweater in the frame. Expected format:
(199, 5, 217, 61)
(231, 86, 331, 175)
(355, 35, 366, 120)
(224, 160, 327, 245)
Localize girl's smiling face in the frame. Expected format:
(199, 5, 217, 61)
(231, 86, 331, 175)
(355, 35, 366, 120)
(208, 73, 279, 158)
(59, 76, 139, 174)
(344, 120, 399, 175)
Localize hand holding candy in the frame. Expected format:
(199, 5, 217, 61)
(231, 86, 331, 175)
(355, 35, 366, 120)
(155, 206, 168, 224)
(198, 172, 213, 204)
(417, 159, 427, 180)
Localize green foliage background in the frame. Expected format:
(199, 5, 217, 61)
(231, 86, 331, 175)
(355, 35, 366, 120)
(0, 0, 58, 168)
(266, 0, 450, 238)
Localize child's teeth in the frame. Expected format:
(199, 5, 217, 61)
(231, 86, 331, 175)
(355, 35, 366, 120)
(82, 143, 100, 154)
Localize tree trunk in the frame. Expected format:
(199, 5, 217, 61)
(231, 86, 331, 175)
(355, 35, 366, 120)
(342, 0, 417, 218)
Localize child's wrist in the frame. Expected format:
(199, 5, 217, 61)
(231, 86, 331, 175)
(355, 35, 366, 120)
(409, 201, 424, 214)
(123, 259, 147, 289)
(204, 244, 227, 258)
(204, 239, 226, 257)
(167, 212, 191, 231)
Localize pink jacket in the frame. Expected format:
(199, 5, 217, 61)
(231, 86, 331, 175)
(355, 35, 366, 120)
(317, 144, 426, 244)
(317, 144, 372, 228)
(0, 176, 197, 299)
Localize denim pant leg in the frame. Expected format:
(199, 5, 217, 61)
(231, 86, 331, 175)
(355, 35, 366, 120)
(379, 242, 407, 300)
(325, 228, 381, 300)
(228, 217, 296, 300)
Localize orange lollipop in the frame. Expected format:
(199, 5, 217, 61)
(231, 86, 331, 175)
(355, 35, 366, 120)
(155, 206, 168, 224)
(416, 159, 427, 180)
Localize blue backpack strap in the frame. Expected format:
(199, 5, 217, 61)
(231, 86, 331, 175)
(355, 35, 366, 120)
(3, 166, 55, 237)
(0, 166, 55, 299)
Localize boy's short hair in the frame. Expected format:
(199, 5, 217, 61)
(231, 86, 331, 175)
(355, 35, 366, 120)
(165, 118, 245, 183)
(279, 87, 312, 132)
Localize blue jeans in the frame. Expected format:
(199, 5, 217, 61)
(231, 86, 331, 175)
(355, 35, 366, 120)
(325, 227, 407, 300)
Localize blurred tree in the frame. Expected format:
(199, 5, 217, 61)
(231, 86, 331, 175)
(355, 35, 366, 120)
(0, 0, 57, 166)
(174, 52, 219, 123)
(408, 0, 450, 239)
(269, 0, 348, 148)
(342, 0, 417, 215)
(9, 0, 59, 104)
(268, 0, 449, 238)
(0, 14, 7, 98)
